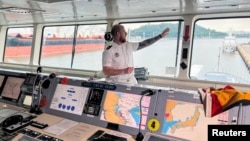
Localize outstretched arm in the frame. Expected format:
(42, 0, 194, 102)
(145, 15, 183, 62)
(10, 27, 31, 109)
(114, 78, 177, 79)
(138, 28, 170, 50)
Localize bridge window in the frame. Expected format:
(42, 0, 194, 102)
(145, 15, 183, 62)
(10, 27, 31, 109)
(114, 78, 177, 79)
(4, 27, 33, 64)
(121, 21, 183, 77)
(40, 26, 75, 68)
(191, 18, 250, 84)
(40, 24, 106, 70)
(72, 25, 106, 70)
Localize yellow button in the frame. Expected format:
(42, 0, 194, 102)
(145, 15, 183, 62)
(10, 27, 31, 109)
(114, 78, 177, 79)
(147, 118, 160, 132)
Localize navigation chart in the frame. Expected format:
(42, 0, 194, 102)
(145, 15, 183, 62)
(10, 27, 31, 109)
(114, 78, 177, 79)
(100, 91, 151, 129)
(161, 99, 229, 141)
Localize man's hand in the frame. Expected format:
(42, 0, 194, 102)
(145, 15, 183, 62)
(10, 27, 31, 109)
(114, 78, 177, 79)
(161, 28, 170, 38)
(103, 66, 134, 76)
(124, 67, 134, 74)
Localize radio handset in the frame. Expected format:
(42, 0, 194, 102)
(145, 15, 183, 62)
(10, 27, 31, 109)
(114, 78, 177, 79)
(0, 115, 23, 128)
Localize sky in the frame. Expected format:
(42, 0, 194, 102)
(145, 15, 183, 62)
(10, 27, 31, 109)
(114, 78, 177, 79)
(122, 21, 179, 30)
(196, 18, 250, 32)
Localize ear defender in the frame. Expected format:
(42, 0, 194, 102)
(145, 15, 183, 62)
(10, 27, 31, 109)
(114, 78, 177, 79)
(104, 32, 113, 42)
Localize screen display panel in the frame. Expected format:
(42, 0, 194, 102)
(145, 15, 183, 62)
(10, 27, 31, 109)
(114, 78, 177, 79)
(100, 90, 151, 130)
(1, 76, 25, 102)
(24, 73, 37, 86)
(50, 83, 89, 115)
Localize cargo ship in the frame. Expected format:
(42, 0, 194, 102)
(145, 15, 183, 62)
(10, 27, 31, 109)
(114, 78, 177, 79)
(5, 34, 105, 58)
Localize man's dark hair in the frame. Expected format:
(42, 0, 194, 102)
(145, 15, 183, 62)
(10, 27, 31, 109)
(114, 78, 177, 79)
(111, 24, 121, 36)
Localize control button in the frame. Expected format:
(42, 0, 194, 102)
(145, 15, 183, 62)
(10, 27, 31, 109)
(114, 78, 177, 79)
(147, 118, 160, 132)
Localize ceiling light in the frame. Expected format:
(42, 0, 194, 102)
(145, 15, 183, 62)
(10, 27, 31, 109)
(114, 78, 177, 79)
(0, 7, 45, 14)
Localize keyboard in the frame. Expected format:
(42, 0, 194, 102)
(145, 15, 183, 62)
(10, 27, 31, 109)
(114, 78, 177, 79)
(0, 128, 18, 141)
(95, 133, 127, 141)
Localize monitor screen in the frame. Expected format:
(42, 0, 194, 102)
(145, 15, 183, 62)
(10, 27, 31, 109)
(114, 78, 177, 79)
(24, 73, 37, 86)
(100, 90, 151, 130)
(1, 76, 25, 102)
(161, 99, 228, 141)
(50, 83, 89, 115)
(0, 75, 5, 87)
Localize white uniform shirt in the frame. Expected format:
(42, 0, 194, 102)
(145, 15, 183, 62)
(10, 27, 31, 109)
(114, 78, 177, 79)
(102, 41, 139, 84)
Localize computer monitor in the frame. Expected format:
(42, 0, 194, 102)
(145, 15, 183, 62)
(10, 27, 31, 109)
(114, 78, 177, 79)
(1, 76, 25, 102)
(100, 90, 151, 130)
(23, 73, 39, 86)
(50, 83, 89, 115)
(22, 73, 41, 94)
(0, 75, 5, 87)
(161, 99, 228, 141)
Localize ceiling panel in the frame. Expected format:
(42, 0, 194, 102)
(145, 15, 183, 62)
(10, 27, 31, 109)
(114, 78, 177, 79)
(0, 0, 249, 25)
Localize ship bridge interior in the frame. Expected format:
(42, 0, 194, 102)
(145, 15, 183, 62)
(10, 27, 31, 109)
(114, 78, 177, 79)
(0, 0, 249, 88)
(0, 0, 250, 141)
